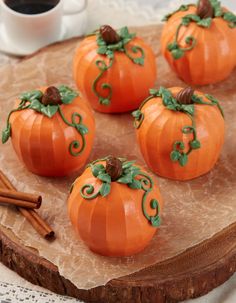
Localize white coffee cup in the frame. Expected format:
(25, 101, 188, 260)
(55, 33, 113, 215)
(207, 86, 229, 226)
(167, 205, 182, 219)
(0, 0, 87, 52)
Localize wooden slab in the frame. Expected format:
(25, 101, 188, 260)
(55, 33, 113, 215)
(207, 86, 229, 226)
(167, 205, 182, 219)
(1, 222, 236, 303)
(1, 25, 236, 303)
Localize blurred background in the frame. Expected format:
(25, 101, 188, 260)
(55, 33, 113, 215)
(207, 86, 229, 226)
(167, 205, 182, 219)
(87, 0, 235, 31)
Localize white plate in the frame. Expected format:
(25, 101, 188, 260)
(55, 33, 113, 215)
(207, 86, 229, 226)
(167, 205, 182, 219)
(0, 10, 87, 57)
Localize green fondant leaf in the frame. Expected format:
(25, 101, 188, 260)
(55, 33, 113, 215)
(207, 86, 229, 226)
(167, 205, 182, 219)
(170, 150, 181, 162)
(182, 14, 200, 26)
(97, 45, 107, 55)
(97, 173, 111, 183)
(20, 90, 43, 102)
(29, 99, 42, 112)
(124, 166, 140, 178)
(197, 17, 212, 28)
(149, 88, 160, 96)
(117, 173, 133, 184)
(41, 105, 59, 118)
(59, 85, 78, 104)
(122, 38, 132, 45)
(159, 86, 172, 99)
(223, 12, 236, 28)
(2, 124, 11, 144)
(131, 110, 142, 119)
(167, 42, 178, 51)
(181, 104, 194, 116)
(190, 140, 201, 150)
(166, 104, 177, 111)
(150, 216, 161, 227)
(119, 26, 135, 40)
(128, 179, 142, 189)
(179, 153, 188, 167)
(191, 94, 204, 104)
(75, 124, 88, 135)
(99, 98, 110, 106)
(210, 0, 222, 17)
(119, 26, 129, 38)
(91, 164, 105, 177)
(107, 41, 123, 51)
(106, 50, 114, 58)
(122, 160, 136, 169)
(133, 57, 144, 65)
(171, 49, 184, 60)
(97, 36, 106, 46)
(99, 182, 111, 197)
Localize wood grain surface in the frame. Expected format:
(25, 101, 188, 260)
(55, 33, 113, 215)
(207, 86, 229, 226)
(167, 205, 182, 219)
(1, 221, 236, 303)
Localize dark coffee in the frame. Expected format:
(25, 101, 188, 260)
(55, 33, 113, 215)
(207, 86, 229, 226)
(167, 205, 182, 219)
(4, 0, 59, 15)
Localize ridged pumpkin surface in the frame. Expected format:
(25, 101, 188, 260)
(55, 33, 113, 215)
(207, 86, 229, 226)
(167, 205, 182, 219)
(68, 161, 163, 257)
(161, 5, 236, 85)
(73, 36, 156, 113)
(135, 87, 225, 181)
(10, 88, 95, 177)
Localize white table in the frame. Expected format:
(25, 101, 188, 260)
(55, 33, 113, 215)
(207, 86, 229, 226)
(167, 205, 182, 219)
(0, 0, 236, 302)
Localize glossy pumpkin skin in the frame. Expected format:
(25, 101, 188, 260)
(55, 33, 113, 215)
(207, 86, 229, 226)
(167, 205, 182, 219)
(135, 87, 225, 181)
(10, 88, 95, 177)
(68, 161, 163, 257)
(73, 36, 157, 113)
(161, 6, 236, 85)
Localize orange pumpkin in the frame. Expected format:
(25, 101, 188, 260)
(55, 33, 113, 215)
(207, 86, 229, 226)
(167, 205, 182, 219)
(161, 0, 236, 85)
(68, 156, 163, 257)
(132, 87, 225, 181)
(73, 25, 156, 113)
(2, 86, 95, 177)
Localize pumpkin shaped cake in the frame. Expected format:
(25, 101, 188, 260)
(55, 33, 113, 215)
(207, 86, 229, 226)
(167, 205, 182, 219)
(2, 86, 95, 177)
(161, 0, 236, 85)
(68, 156, 163, 256)
(132, 87, 225, 181)
(73, 25, 157, 113)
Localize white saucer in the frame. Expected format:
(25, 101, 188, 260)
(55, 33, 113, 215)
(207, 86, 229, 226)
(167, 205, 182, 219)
(0, 10, 87, 57)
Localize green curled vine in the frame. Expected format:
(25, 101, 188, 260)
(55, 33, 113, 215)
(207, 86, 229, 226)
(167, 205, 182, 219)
(138, 173, 161, 227)
(92, 58, 114, 106)
(92, 25, 145, 106)
(79, 156, 161, 227)
(132, 86, 224, 167)
(2, 85, 89, 157)
(163, 0, 236, 60)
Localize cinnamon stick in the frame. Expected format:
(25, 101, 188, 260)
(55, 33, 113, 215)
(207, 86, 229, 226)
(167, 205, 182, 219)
(0, 188, 41, 209)
(0, 170, 55, 240)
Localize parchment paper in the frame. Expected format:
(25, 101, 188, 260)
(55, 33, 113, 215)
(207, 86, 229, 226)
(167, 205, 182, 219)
(0, 25, 236, 290)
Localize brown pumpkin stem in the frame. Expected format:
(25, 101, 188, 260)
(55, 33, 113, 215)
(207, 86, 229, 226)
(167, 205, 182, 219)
(100, 25, 120, 45)
(176, 87, 195, 105)
(41, 86, 62, 106)
(106, 156, 123, 181)
(197, 0, 214, 19)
